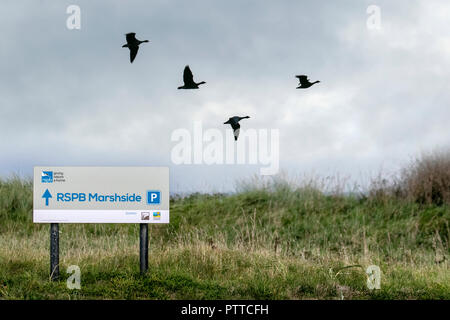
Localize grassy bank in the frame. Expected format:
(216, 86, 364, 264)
(0, 171, 449, 300)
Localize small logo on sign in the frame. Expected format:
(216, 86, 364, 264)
(141, 212, 150, 220)
(153, 212, 161, 220)
(147, 190, 161, 205)
(42, 171, 53, 183)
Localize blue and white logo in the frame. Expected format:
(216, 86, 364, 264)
(41, 171, 53, 183)
(146, 190, 161, 205)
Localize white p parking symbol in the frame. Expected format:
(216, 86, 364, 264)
(147, 191, 161, 204)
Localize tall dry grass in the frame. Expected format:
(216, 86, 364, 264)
(368, 149, 450, 206)
(400, 150, 450, 205)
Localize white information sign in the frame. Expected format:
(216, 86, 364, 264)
(33, 167, 169, 223)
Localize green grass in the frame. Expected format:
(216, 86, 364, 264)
(0, 177, 449, 299)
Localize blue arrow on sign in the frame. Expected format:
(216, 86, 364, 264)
(42, 189, 52, 206)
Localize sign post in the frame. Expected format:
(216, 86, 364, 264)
(140, 224, 148, 274)
(33, 167, 169, 280)
(50, 223, 59, 281)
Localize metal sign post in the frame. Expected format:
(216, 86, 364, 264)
(48, 223, 149, 280)
(50, 223, 60, 281)
(140, 224, 149, 274)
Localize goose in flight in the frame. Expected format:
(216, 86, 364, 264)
(178, 65, 206, 89)
(224, 116, 250, 141)
(296, 75, 320, 89)
(122, 33, 149, 63)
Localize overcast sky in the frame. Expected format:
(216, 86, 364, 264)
(0, 0, 449, 193)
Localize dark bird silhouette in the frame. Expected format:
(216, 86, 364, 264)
(296, 75, 320, 89)
(224, 116, 250, 141)
(178, 65, 206, 89)
(122, 33, 149, 63)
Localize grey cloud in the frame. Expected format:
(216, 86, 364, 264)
(0, 0, 449, 192)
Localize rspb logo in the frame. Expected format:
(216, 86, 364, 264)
(41, 171, 53, 183)
(153, 212, 161, 220)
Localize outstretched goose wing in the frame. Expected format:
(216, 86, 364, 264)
(183, 65, 195, 85)
(126, 33, 137, 43)
(233, 128, 240, 141)
(130, 46, 139, 63)
(296, 75, 309, 85)
(230, 121, 240, 131)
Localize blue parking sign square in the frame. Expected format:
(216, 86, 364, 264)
(147, 190, 161, 204)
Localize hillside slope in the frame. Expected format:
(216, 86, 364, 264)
(0, 177, 448, 299)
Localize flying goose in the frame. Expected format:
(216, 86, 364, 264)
(224, 116, 250, 141)
(296, 75, 320, 89)
(178, 65, 206, 89)
(122, 33, 149, 63)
